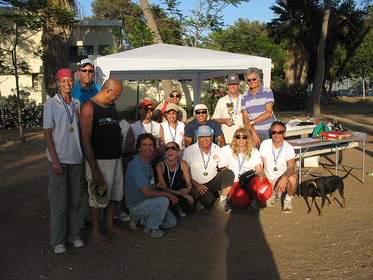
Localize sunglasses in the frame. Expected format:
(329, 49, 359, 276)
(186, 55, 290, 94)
(80, 69, 94, 73)
(170, 94, 181, 98)
(195, 110, 207, 115)
(109, 89, 121, 98)
(235, 135, 248, 140)
(271, 130, 285, 135)
(165, 146, 177, 151)
(247, 78, 257, 82)
(143, 107, 155, 112)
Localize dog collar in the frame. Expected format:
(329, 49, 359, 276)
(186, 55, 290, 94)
(311, 181, 318, 188)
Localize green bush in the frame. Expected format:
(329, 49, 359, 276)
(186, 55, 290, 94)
(0, 92, 43, 129)
(271, 76, 308, 111)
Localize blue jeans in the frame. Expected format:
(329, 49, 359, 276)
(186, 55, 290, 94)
(129, 197, 177, 230)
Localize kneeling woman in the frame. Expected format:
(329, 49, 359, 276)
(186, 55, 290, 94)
(156, 142, 199, 216)
(222, 128, 268, 214)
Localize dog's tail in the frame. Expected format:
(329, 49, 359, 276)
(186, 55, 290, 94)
(341, 168, 353, 180)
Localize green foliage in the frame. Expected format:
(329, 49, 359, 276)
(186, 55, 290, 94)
(101, 45, 118, 55)
(200, 78, 229, 115)
(271, 75, 309, 111)
(0, 92, 43, 129)
(163, 0, 249, 47)
(207, 19, 290, 73)
(91, 0, 182, 48)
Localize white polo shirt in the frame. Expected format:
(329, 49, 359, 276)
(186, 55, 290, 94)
(182, 142, 229, 184)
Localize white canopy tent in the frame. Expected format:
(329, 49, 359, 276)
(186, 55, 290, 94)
(94, 43, 271, 105)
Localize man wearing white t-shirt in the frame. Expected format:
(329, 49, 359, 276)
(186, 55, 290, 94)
(125, 100, 165, 161)
(182, 125, 234, 213)
(212, 73, 243, 145)
(259, 121, 298, 213)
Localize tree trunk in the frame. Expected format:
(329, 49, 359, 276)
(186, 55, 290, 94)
(13, 19, 25, 141)
(309, 0, 332, 118)
(43, 0, 74, 97)
(139, 0, 172, 100)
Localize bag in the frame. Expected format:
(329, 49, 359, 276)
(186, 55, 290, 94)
(238, 169, 256, 186)
(312, 121, 331, 137)
(248, 177, 273, 201)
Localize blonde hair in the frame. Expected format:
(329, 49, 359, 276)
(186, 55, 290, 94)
(230, 128, 255, 160)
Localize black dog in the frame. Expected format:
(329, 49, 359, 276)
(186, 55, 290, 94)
(305, 175, 345, 215)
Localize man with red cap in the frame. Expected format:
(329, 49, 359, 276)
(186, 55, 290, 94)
(125, 100, 165, 162)
(43, 68, 85, 253)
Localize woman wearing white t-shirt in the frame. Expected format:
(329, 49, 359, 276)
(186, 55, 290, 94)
(222, 128, 268, 214)
(161, 103, 185, 158)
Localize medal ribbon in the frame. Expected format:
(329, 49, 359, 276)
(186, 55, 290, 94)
(198, 144, 211, 171)
(237, 149, 248, 172)
(58, 94, 75, 125)
(228, 94, 240, 115)
(272, 141, 284, 167)
(167, 121, 177, 142)
(140, 120, 153, 134)
(166, 160, 179, 189)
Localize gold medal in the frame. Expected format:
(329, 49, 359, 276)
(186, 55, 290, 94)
(203, 172, 208, 176)
(274, 167, 278, 171)
(69, 127, 74, 133)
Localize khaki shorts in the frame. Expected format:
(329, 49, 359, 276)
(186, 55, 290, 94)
(86, 158, 124, 208)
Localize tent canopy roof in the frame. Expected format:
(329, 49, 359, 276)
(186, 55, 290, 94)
(94, 43, 271, 104)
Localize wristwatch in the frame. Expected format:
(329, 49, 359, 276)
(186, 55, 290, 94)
(250, 120, 254, 125)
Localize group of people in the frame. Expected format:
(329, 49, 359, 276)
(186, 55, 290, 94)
(44, 61, 298, 253)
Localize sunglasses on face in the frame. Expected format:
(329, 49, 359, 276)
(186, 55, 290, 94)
(143, 107, 155, 112)
(247, 78, 257, 82)
(195, 110, 207, 115)
(271, 130, 285, 135)
(235, 135, 248, 140)
(109, 89, 121, 98)
(170, 94, 181, 98)
(80, 69, 94, 73)
(165, 146, 177, 151)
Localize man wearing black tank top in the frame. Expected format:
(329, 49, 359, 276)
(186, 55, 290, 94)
(80, 78, 128, 244)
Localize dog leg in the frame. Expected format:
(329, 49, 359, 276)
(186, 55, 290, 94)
(339, 190, 346, 208)
(309, 197, 315, 213)
(304, 196, 312, 213)
(329, 193, 335, 206)
(320, 197, 327, 216)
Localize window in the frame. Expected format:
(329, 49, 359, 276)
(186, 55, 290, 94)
(69, 46, 94, 56)
(98, 45, 110, 55)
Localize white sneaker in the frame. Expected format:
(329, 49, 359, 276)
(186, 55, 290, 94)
(283, 200, 293, 213)
(72, 239, 85, 248)
(54, 244, 67, 254)
(195, 201, 205, 211)
(114, 211, 131, 222)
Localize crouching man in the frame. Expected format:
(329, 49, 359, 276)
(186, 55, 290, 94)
(125, 133, 178, 238)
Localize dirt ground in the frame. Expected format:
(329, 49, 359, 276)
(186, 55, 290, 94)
(0, 97, 372, 279)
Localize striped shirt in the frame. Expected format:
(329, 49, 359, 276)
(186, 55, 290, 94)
(241, 86, 274, 135)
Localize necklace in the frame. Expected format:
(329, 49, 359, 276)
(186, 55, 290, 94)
(199, 144, 211, 176)
(166, 160, 179, 189)
(272, 141, 284, 172)
(58, 94, 75, 133)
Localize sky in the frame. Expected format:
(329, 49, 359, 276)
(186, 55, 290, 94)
(77, 0, 277, 26)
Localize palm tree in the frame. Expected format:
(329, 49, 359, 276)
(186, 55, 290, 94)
(267, 0, 323, 85)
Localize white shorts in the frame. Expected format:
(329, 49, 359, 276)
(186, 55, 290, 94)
(86, 158, 124, 208)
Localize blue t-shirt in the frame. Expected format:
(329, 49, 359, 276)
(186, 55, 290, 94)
(184, 119, 224, 145)
(125, 154, 156, 209)
(71, 82, 101, 104)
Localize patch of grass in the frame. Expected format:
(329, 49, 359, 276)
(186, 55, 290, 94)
(357, 98, 370, 103)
